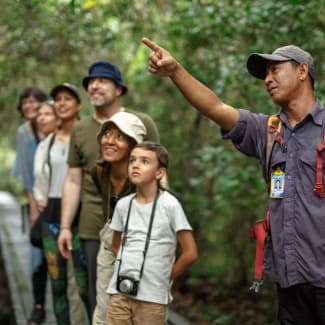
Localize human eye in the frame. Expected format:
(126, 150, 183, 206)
(129, 157, 136, 164)
(272, 65, 281, 73)
(142, 158, 150, 165)
(103, 129, 111, 138)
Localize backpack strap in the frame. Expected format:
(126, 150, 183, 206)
(46, 133, 56, 185)
(265, 115, 285, 185)
(252, 114, 325, 292)
(250, 207, 270, 293)
(313, 129, 325, 197)
(250, 115, 282, 293)
(31, 120, 41, 144)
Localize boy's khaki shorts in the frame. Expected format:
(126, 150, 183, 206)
(107, 294, 167, 325)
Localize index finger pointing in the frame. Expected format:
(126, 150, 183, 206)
(142, 37, 160, 52)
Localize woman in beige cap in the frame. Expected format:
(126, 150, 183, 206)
(92, 111, 146, 325)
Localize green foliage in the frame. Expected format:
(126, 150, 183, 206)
(1, 1, 324, 322)
(185, 139, 267, 285)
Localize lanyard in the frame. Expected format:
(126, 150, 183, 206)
(116, 191, 160, 280)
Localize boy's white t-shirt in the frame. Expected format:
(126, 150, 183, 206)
(107, 190, 192, 305)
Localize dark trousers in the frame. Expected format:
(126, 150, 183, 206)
(32, 253, 47, 306)
(81, 239, 100, 318)
(277, 283, 325, 325)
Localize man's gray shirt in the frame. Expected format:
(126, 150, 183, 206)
(222, 100, 325, 288)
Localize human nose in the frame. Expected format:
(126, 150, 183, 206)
(55, 99, 63, 108)
(264, 70, 273, 86)
(22, 103, 32, 110)
(130, 159, 139, 168)
(56, 97, 65, 104)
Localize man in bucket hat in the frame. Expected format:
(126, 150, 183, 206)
(142, 37, 324, 324)
(58, 60, 159, 324)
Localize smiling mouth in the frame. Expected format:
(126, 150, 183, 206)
(103, 147, 116, 154)
(57, 109, 69, 114)
(90, 92, 103, 98)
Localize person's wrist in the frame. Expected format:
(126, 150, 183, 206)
(170, 62, 181, 79)
(60, 226, 71, 231)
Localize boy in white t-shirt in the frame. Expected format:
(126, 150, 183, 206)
(106, 141, 198, 325)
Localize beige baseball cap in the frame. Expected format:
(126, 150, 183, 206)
(97, 111, 146, 144)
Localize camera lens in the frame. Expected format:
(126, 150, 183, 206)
(119, 279, 134, 293)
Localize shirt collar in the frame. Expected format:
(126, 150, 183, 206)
(309, 99, 324, 126)
(278, 99, 324, 127)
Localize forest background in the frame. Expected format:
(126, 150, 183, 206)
(0, 1, 324, 324)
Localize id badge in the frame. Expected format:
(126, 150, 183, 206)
(270, 170, 285, 198)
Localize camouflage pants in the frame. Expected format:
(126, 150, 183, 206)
(42, 222, 90, 325)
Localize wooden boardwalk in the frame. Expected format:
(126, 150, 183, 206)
(0, 191, 190, 325)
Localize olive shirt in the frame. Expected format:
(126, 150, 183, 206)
(67, 108, 159, 240)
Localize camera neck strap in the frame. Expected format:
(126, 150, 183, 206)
(117, 190, 160, 280)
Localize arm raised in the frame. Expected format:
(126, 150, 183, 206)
(142, 37, 239, 132)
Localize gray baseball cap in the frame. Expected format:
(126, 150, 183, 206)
(50, 83, 82, 102)
(247, 45, 315, 81)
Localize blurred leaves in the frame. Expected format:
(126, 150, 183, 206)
(1, 1, 324, 322)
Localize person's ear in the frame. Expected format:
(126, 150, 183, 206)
(156, 167, 166, 181)
(77, 102, 83, 113)
(115, 86, 123, 97)
(298, 62, 308, 81)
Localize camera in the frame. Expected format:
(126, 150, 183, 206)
(117, 276, 139, 296)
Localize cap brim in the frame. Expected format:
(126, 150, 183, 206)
(96, 120, 113, 143)
(246, 53, 290, 79)
(50, 84, 81, 102)
(96, 118, 140, 144)
(82, 75, 128, 95)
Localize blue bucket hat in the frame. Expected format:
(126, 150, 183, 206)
(82, 61, 128, 95)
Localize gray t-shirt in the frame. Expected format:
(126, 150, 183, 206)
(107, 191, 192, 304)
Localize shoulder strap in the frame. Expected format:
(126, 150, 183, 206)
(96, 165, 103, 183)
(265, 115, 283, 185)
(47, 133, 56, 182)
(46, 133, 56, 163)
(313, 118, 325, 197)
(31, 121, 40, 144)
(250, 115, 281, 292)
(164, 189, 182, 203)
